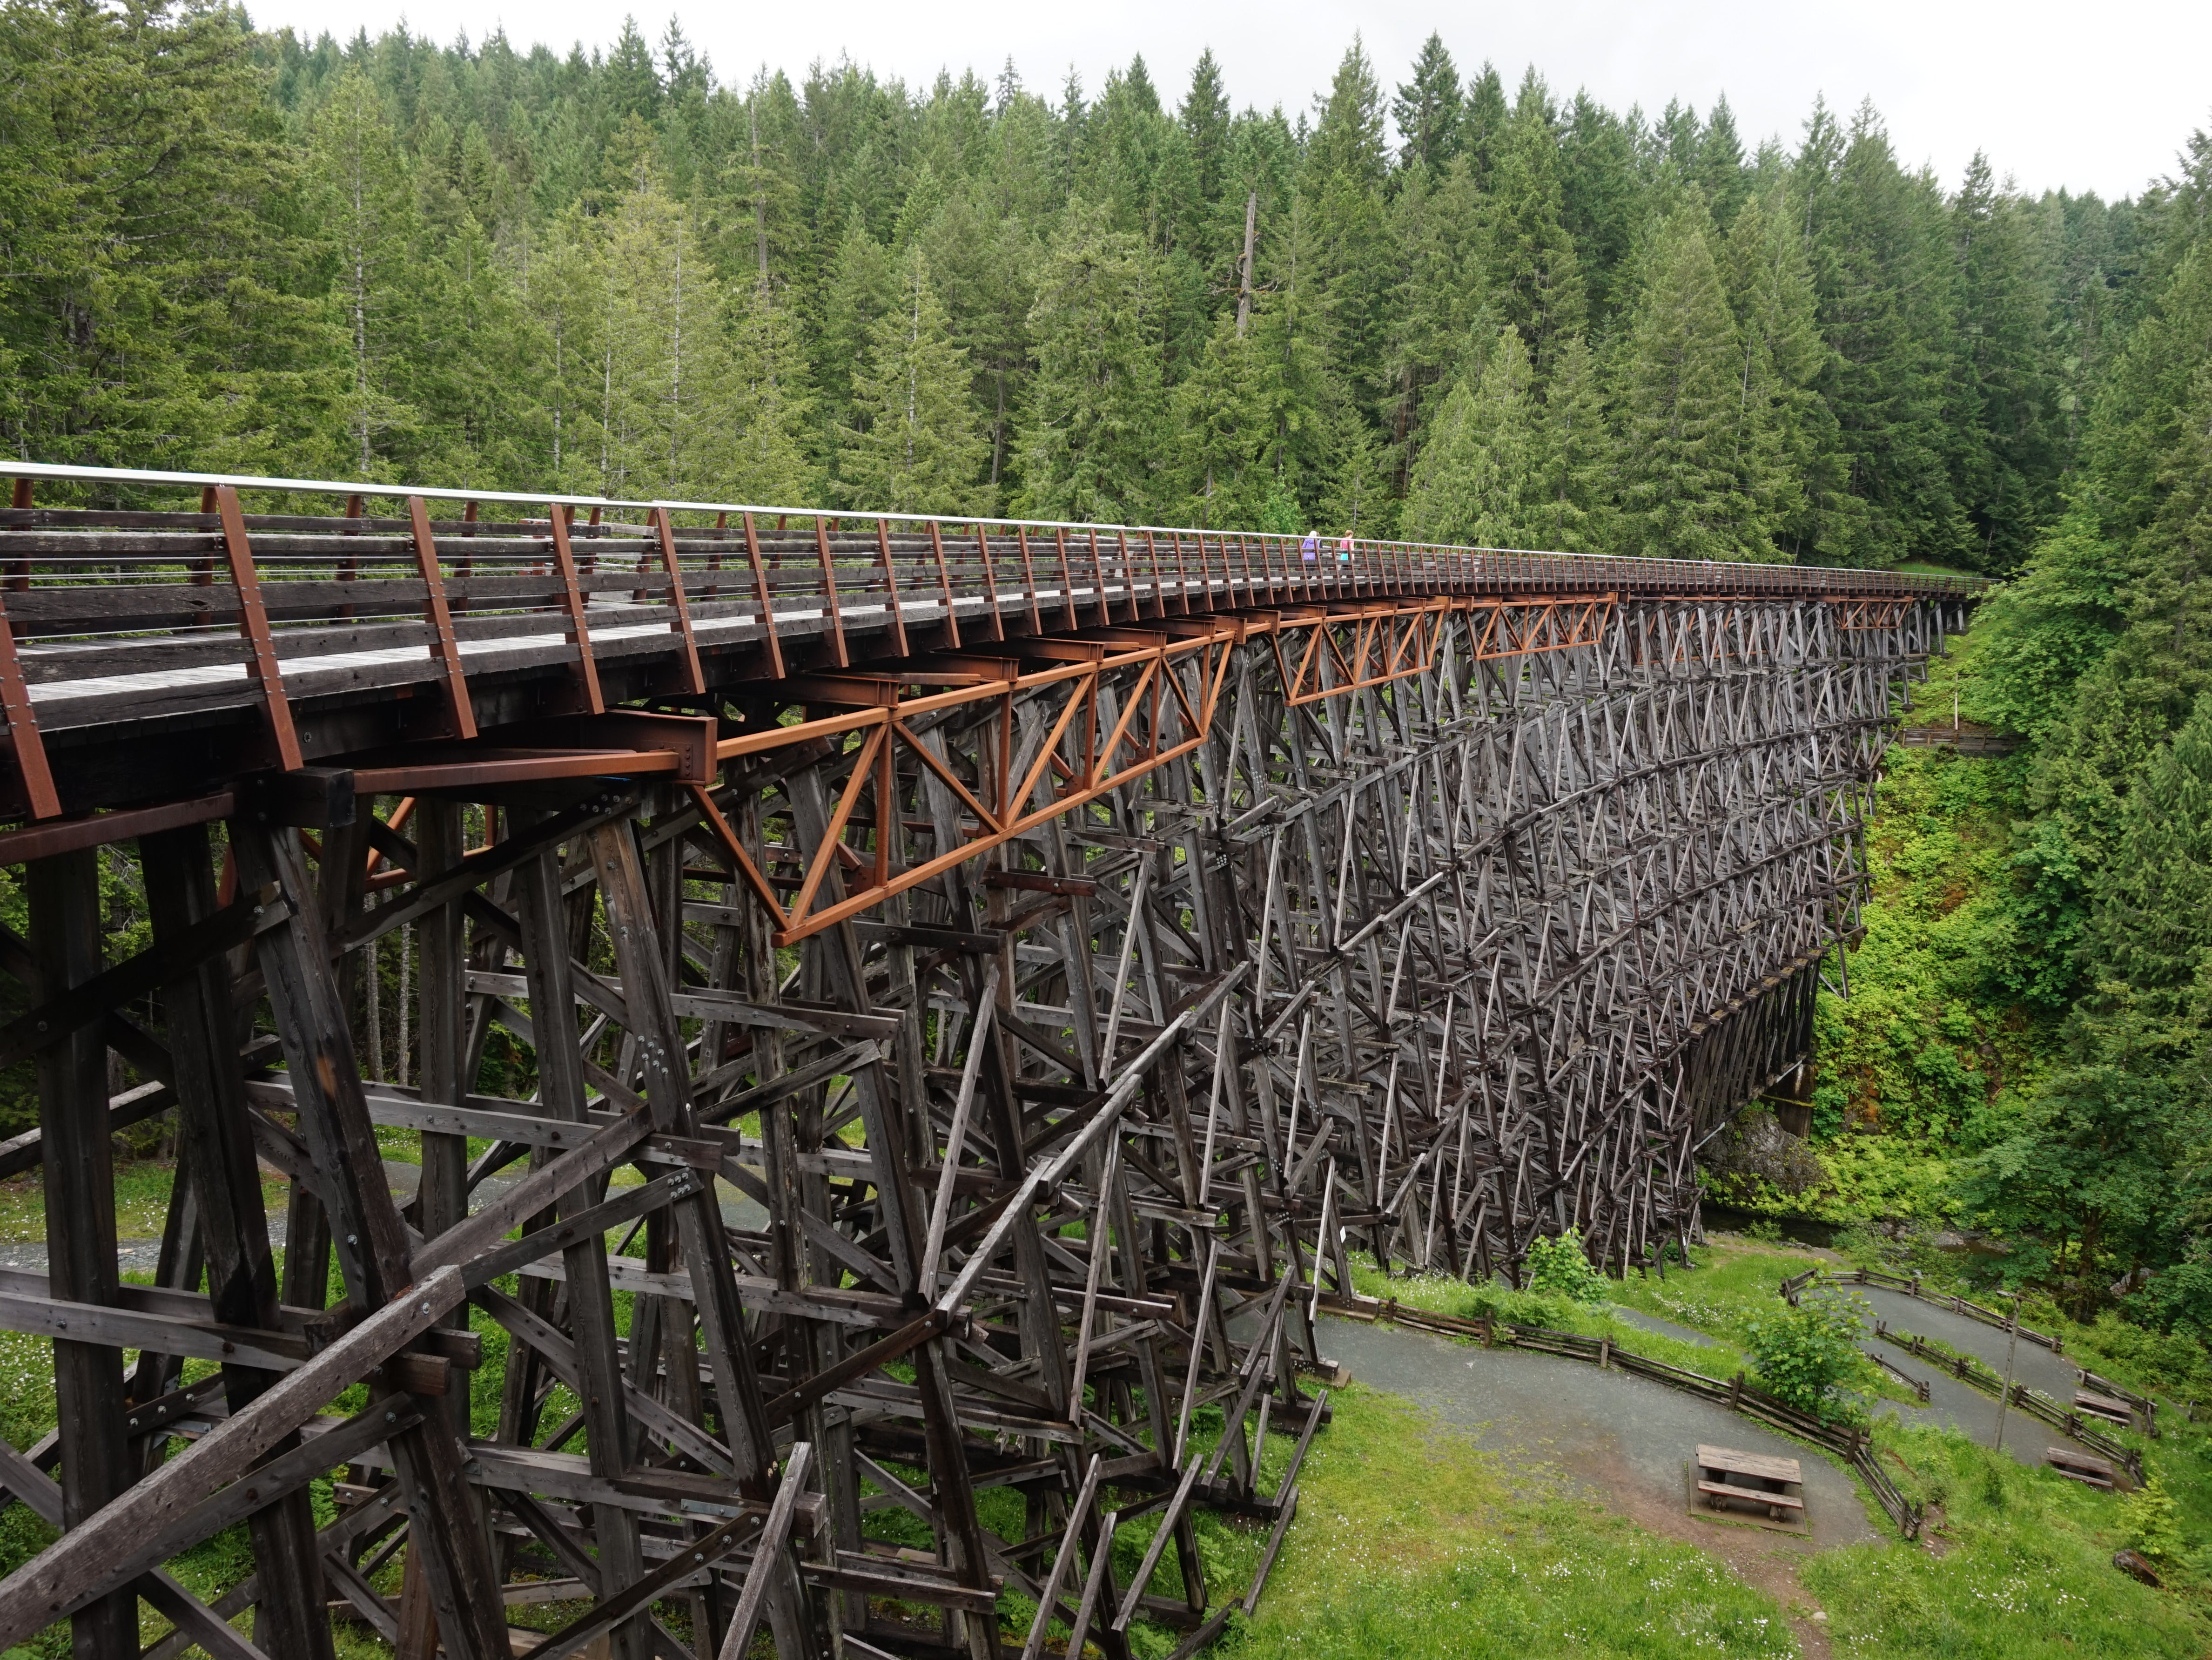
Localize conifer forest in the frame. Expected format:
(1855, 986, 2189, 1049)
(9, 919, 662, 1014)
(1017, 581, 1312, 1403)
(8, 5, 2212, 1659)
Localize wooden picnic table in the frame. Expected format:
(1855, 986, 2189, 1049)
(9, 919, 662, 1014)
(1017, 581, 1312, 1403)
(2073, 1388, 2132, 1428)
(1695, 1445, 1804, 1521)
(2047, 1446, 2116, 1489)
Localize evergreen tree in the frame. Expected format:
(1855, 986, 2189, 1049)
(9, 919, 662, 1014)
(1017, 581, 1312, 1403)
(1460, 61, 1509, 189)
(597, 177, 741, 497)
(720, 70, 808, 293)
(1392, 34, 1462, 173)
(1316, 384, 1397, 538)
(1947, 153, 2058, 571)
(1484, 92, 1585, 371)
(2088, 689, 2212, 1022)
(1306, 39, 1389, 189)
(727, 284, 821, 505)
(819, 213, 898, 441)
(1304, 40, 1395, 415)
(1239, 245, 1330, 517)
(1403, 327, 1540, 547)
(1173, 313, 1264, 528)
(516, 208, 605, 491)
(1614, 208, 1782, 560)
(1559, 92, 1646, 327)
(840, 249, 987, 513)
(307, 69, 437, 477)
(1177, 49, 1232, 208)
(1014, 203, 1167, 521)
(1722, 191, 1835, 559)
(1795, 99, 1966, 565)
(1531, 333, 1614, 552)
(1697, 97, 1750, 223)
(1386, 155, 1487, 477)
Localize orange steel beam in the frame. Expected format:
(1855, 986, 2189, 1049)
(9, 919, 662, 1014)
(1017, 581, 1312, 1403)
(702, 593, 1594, 945)
(712, 623, 1241, 945)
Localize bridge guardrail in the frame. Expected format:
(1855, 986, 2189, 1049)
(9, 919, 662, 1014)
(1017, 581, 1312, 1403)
(0, 459, 1994, 830)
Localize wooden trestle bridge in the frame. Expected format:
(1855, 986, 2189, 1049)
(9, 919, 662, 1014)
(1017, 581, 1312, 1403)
(0, 462, 1979, 1660)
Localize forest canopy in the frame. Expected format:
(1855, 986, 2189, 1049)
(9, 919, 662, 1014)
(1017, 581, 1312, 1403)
(0, 4, 2164, 569)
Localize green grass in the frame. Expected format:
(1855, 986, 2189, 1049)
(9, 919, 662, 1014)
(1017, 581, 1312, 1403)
(1806, 1420, 2205, 1659)
(0, 1160, 286, 1245)
(1218, 1385, 1799, 1660)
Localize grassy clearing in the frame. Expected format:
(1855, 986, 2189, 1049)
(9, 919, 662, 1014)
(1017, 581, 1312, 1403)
(1217, 1384, 1798, 1660)
(1806, 1419, 2205, 1659)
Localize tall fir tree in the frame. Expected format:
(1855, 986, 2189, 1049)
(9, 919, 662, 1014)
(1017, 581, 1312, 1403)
(1460, 61, 1509, 190)
(308, 68, 439, 478)
(1948, 152, 2059, 571)
(1531, 333, 1614, 552)
(1014, 203, 1167, 521)
(1559, 92, 1646, 328)
(1614, 208, 1784, 560)
(1795, 99, 1967, 565)
(1177, 49, 1232, 208)
(1403, 327, 1540, 547)
(819, 212, 898, 451)
(1721, 191, 1834, 559)
(726, 284, 821, 505)
(1697, 95, 1750, 224)
(840, 248, 987, 512)
(597, 177, 742, 498)
(1386, 154, 1488, 478)
(516, 207, 606, 491)
(1392, 34, 1462, 173)
(1173, 312, 1264, 528)
(1304, 39, 1395, 419)
(1484, 94, 1586, 372)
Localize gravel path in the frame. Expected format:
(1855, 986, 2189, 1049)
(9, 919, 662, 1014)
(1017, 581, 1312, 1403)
(1843, 1283, 2094, 1467)
(1323, 1315, 1880, 1551)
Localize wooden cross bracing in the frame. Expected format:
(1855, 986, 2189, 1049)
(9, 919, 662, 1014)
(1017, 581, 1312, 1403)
(0, 471, 1967, 1659)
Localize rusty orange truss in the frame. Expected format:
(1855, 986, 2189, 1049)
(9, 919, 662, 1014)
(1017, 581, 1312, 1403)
(691, 621, 1241, 945)
(687, 597, 1628, 944)
(1269, 595, 1614, 706)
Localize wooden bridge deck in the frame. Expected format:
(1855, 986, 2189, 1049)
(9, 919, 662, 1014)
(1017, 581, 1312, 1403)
(0, 461, 1980, 840)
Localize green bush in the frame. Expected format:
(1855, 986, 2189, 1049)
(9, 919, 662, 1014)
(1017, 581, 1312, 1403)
(2123, 1476, 2185, 1562)
(1741, 1288, 1870, 1419)
(1524, 1227, 1610, 1305)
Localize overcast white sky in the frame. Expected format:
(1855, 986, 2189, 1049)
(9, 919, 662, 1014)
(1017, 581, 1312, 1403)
(240, 0, 2210, 202)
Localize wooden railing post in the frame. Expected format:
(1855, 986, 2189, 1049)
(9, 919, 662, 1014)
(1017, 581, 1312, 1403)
(405, 496, 477, 741)
(213, 484, 303, 772)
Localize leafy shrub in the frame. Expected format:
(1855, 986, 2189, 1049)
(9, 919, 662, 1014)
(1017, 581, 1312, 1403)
(1524, 1227, 1610, 1305)
(2122, 1476, 2185, 1562)
(1741, 1288, 1870, 1419)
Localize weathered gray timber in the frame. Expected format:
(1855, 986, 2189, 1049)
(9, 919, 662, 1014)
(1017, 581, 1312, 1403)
(0, 463, 1972, 1659)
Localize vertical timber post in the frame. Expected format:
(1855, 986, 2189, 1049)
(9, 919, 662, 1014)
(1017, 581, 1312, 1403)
(30, 849, 135, 1660)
